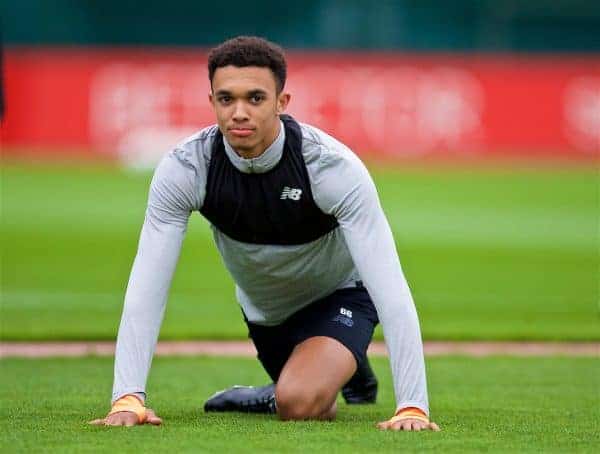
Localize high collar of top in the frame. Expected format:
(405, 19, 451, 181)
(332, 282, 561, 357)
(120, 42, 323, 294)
(223, 121, 285, 174)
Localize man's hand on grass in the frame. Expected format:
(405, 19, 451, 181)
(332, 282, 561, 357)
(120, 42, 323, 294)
(377, 416, 440, 432)
(89, 408, 162, 427)
(377, 407, 440, 432)
(89, 394, 162, 427)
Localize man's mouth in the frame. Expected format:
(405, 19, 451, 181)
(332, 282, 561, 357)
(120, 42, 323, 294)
(229, 127, 255, 138)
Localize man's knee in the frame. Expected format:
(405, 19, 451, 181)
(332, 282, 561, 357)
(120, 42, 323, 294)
(275, 382, 335, 420)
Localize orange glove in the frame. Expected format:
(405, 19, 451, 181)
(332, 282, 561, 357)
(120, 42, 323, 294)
(387, 407, 429, 425)
(108, 395, 147, 424)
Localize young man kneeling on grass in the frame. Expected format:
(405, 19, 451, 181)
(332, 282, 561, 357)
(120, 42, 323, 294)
(90, 36, 439, 432)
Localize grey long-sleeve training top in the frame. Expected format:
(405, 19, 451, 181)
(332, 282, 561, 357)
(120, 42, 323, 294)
(112, 120, 430, 415)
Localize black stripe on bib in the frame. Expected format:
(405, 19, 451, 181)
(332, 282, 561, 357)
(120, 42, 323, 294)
(200, 115, 338, 245)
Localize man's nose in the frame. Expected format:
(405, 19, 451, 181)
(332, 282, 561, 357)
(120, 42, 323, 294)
(232, 101, 249, 121)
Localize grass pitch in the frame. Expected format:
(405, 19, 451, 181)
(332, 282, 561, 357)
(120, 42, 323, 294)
(1, 162, 598, 340)
(1, 356, 598, 453)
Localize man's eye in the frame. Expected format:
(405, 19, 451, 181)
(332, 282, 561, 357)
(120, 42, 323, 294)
(250, 95, 264, 104)
(218, 96, 231, 104)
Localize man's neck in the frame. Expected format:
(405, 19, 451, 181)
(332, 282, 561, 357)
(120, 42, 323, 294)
(222, 120, 286, 174)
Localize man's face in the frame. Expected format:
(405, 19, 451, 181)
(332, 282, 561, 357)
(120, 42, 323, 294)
(209, 65, 290, 158)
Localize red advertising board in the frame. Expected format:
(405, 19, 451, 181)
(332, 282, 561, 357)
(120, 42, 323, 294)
(2, 48, 599, 162)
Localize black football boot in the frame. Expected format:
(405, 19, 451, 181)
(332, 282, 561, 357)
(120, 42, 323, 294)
(341, 357, 378, 404)
(204, 383, 276, 414)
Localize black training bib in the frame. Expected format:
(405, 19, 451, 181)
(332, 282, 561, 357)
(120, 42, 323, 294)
(200, 115, 338, 245)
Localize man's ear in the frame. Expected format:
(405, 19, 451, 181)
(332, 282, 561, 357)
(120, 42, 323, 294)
(277, 92, 291, 114)
(208, 92, 214, 105)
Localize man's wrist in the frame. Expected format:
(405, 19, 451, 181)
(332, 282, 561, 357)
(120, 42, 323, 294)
(395, 406, 427, 417)
(132, 392, 146, 405)
(389, 406, 429, 424)
(112, 391, 146, 405)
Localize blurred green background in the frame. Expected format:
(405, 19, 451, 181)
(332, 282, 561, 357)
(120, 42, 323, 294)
(1, 162, 597, 341)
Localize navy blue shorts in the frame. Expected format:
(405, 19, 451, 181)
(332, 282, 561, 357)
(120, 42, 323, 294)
(245, 287, 379, 382)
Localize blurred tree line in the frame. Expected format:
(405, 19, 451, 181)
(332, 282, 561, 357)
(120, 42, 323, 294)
(3, 0, 599, 51)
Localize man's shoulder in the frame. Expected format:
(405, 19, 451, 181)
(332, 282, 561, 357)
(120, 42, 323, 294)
(297, 121, 373, 214)
(164, 124, 219, 171)
(152, 124, 218, 184)
(299, 122, 347, 152)
(175, 124, 220, 153)
(298, 121, 363, 170)
(150, 125, 219, 210)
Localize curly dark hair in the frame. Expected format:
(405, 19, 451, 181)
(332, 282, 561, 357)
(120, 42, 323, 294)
(208, 36, 287, 93)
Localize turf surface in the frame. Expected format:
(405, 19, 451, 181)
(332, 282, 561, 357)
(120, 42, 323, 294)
(1, 162, 598, 340)
(1, 356, 598, 453)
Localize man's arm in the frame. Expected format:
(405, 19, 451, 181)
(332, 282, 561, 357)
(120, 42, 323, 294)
(312, 147, 437, 431)
(92, 150, 203, 425)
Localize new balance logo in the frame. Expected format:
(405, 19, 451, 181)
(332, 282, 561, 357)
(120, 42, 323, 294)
(280, 187, 302, 201)
(332, 307, 354, 328)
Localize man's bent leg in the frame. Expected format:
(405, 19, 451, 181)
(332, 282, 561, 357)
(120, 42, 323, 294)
(275, 336, 356, 421)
